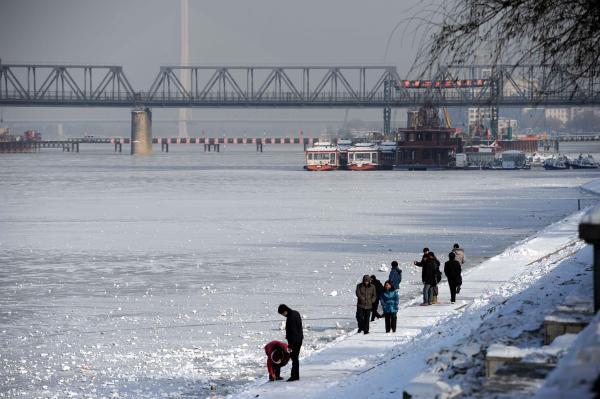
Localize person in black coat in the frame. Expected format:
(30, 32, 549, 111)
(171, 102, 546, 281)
(413, 247, 430, 284)
(421, 254, 438, 305)
(278, 304, 303, 381)
(370, 275, 384, 321)
(429, 252, 442, 304)
(444, 252, 462, 303)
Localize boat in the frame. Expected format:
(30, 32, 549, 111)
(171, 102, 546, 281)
(569, 154, 598, 169)
(530, 152, 554, 168)
(347, 143, 381, 170)
(304, 143, 340, 171)
(500, 150, 528, 169)
(543, 155, 570, 170)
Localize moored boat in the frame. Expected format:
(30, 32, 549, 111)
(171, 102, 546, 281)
(347, 143, 381, 170)
(569, 154, 598, 169)
(305, 143, 340, 171)
(543, 155, 570, 170)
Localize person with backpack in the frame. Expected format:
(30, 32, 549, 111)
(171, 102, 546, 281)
(380, 280, 399, 333)
(388, 261, 402, 290)
(370, 275, 384, 321)
(444, 252, 462, 303)
(429, 252, 442, 304)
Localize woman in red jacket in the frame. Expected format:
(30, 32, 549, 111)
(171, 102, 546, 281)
(264, 340, 290, 381)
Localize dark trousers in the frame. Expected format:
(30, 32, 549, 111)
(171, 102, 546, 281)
(449, 280, 459, 302)
(384, 313, 397, 332)
(371, 300, 381, 321)
(288, 341, 302, 380)
(356, 307, 371, 333)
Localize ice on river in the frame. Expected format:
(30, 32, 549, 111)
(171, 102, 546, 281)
(0, 144, 599, 398)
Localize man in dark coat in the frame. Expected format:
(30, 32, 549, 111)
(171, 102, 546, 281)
(278, 304, 303, 381)
(413, 247, 430, 284)
(370, 275, 384, 321)
(444, 252, 462, 303)
(452, 243, 465, 293)
(421, 254, 438, 305)
(355, 275, 376, 334)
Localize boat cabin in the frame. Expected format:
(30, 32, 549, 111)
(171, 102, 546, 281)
(305, 143, 340, 171)
(347, 143, 381, 170)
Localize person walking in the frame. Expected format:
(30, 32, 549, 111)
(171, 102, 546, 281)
(355, 275, 376, 334)
(380, 280, 399, 333)
(452, 243, 465, 265)
(277, 304, 303, 381)
(370, 275, 384, 321)
(444, 252, 462, 303)
(388, 261, 402, 290)
(264, 340, 290, 381)
(429, 252, 442, 304)
(452, 243, 465, 293)
(421, 254, 438, 306)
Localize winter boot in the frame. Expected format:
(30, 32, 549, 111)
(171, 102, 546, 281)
(432, 295, 438, 304)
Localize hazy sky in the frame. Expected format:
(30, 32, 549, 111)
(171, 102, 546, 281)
(0, 0, 428, 132)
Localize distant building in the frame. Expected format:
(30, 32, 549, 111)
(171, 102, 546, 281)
(468, 107, 491, 127)
(544, 108, 569, 124)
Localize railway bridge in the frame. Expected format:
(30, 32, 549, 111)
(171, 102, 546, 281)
(1, 61, 599, 154)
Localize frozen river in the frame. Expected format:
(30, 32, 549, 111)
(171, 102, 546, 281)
(1, 143, 599, 398)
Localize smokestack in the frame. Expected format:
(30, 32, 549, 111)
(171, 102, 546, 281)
(178, 0, 190, 138)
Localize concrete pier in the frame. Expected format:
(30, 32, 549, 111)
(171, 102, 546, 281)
(131, 108, 152, 155)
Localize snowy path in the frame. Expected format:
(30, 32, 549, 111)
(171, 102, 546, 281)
(233, 211, 586, 399)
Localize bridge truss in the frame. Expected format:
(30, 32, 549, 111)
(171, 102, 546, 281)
(1, 62, 600, 136)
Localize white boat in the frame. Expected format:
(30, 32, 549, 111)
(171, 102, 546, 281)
(347, 143, 382, 171)
(305, 143, 340, 171)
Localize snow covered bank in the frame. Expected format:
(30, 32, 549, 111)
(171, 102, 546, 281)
(534, 310, 600, 398)
(233, 211, 588, 399)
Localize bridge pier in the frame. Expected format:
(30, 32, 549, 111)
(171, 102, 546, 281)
(131, 108, 152, 155)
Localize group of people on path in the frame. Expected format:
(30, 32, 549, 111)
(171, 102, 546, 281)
(414, 244, 465, 306)
(414, 244, 464, 306)
(264, 244, 465, 383)
(355, 244, 465, 334)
